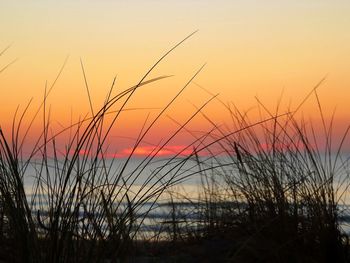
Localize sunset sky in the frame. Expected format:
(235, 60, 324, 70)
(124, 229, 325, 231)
(1, 1, 350, 155)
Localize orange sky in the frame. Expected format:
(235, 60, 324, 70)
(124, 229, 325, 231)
(1, 1, 350, 155)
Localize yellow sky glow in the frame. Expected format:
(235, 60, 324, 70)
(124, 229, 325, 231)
(1, 1, 350, 153)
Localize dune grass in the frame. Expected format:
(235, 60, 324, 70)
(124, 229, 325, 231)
(1, 40, 350, 262)
(153, 92, 350, 262)
(0, 34, 218, 262)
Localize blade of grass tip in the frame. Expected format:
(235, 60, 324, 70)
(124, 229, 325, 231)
(80, 58, 95, 116)
(314, 88, 327, 139)
(166, 114, 214, 152)
(92, 76, 174, 152)
(272, 88, 285, 155)
(104, 76, 117, 106)
(95, 77, 119, 185)
(193, 81, 249, 136)
(91, 31, 198, 152)
(114, 64, 207, 199)
(95, 76, 119, 158)
(0, 44, 12, 56)
(94, 31, 197, 147)
(15, 98, 33, 157)
(96, 68, 204, 205)
(135, 30, 198, 86)
(195, 112, 291, 156)
(0, 58, 18, 74)
(61, 75, 172, 166)
(0, 99, 32, 171)
(186, 100, 241, 160)
(254, 96, 308, 160)
(257, 76, 327, 150)
(292, 75, 328, 117)
(11, 104, 20, 155)
(95, 31, 198, 139)
(131, 93, 218, 207)
(80, 58, 111, 181)
(313, 88, 333, 172)
(93, 75, 173, 119)
(18, 55, 69, 153)
(51, 107, 158, 148)
(192, 81, 229, 109)
(31, 105, 160, 160)
(195, 83, 264, 146)
(187, 99, 230, 142)
(134, 63, 207, 149)
(108, 75, 173, 103)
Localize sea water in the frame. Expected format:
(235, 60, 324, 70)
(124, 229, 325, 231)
(15, 154, 350, 237)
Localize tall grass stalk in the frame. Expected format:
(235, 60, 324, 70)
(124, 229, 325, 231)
(0, 34, 220, 262)
(176, 93, 350, 262)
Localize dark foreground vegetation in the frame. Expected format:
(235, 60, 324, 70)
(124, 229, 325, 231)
(1, 37, 350, 262)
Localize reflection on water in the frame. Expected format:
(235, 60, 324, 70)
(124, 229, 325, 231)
(17, 155, 350, 236)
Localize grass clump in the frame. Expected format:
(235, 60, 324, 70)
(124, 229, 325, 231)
(0, 35, 217, 262)
(161, 94, 350, 262)
(1, 41, 350, 263)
